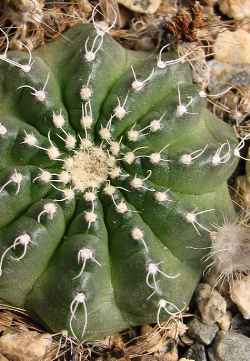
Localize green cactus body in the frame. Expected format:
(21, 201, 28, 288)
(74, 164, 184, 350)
(0, 24, 238, 340)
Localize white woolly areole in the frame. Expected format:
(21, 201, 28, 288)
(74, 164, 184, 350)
(64, 157, 74, 170)
(150, 152, 161, 164)
(11, 171, 22, 184)
(211, 153, 221, 166)
(128, 130, 139, 142)
(150, 120, 161, 132)
(80, 85, 92, 101)
(131, 227, 144, 240)
(107, 156, 116, 168)
(84, 191, 96, 202)
(199, 90, 207, 98)
(158, 299, 167, 308)
(85, 51, 96, 63)
(0, 123, 7, 135)
(147, 262, 158, 274)
(110, 167, 121, 179)
(35, 90, 46, 102)
(47, 145, 60, 160)
(79, 247, 94, 260)
(116, 201, 128, 214)
(75, 292, 86, 303)
(110, 142, 120, 156)
(80, 138, 93, 149)
(63, 145, 115, 192)
(52, 112, 65, 128)
(99, 127, 111, 141)
(132, 80, 144, 92)
(23, 132, 38, 146)
(43, 203, 57, 218)
(65, 135, 76, 150)
(63, 189, 75, 200)
(114, 105, 126, 120)
(84, 211, 97, 224)
(59, 171, 71, 184)
(130, 176, 143, 189)
(21, 64, 32, 73)
(124, 152, 135, 165)
(39, 170, 51, 183)
(18, 233, 32, 245)
(103, 184, 116, 196)
(180, 153, 192, 165)
(154, 191, 169, 202)
(176, 104, 187, 117)
(185, 212, 196, 224)
(81, 115, 93, 129)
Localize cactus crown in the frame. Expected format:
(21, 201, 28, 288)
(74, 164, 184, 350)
(0, 23, 238, 340)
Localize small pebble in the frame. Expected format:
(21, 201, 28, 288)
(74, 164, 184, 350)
(195, 283, 227, 325)
(184, 343, 207, 361)
(0, 331, 52, 361)
(208, 331, 250, 361)
(217, 311, 232, 332)
(230, 275, 250, 319)
(219, 0, 250, 20)
(231, 313, 250, 337)
(187, 318, 218, 345)
(214, 29, 250, 64)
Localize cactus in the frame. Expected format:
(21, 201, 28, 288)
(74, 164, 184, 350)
(0, 23, 239, 341)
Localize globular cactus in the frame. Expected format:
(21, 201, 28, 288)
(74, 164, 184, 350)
(0, 23, 239, 341)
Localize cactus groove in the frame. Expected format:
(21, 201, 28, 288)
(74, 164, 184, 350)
(0, 24, 238, 340)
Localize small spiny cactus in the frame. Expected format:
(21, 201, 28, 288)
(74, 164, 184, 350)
(0, 19, 241, 341)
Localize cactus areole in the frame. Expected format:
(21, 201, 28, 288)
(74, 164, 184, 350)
(0, 24, 238, 340)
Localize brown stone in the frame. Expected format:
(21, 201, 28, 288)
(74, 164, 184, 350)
(219, 0, 250, 20)
(0, 331, 52, 361)
(195, 283, 227, 325)
(230, 275, 250, 319)
(214, 29, 250, 64)
(0, 354, 9, 361)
